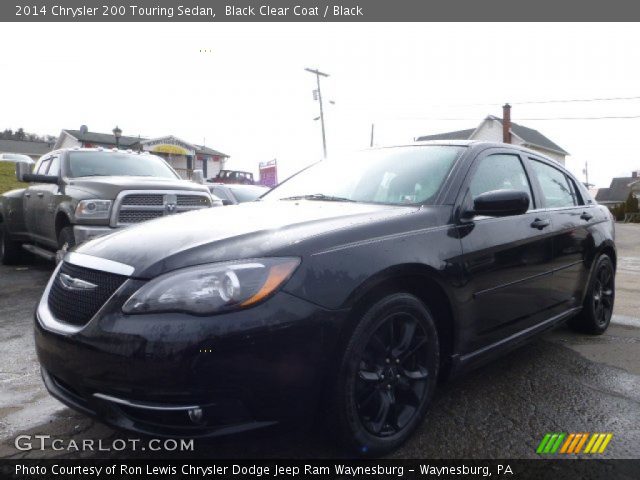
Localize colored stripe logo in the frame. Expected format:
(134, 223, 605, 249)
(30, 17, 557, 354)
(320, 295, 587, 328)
(537, 433, 613, 454)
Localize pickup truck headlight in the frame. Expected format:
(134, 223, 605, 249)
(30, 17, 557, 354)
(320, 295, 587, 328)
(75, 200, 112, 219)
(122, 258, 300, 315)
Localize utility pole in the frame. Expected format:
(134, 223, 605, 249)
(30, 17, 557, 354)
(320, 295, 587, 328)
(370, 123, 375, 147)
(583, 160, 590, 186)
(305, 67, 329, 158)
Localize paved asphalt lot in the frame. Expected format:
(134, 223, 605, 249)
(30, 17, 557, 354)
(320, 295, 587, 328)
(1, 224, 639, 460)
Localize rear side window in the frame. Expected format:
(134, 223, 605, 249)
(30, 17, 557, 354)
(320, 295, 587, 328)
(529, 160, 576, 208)
(47, 155, 60, 176)
(468, 153, 534, 210)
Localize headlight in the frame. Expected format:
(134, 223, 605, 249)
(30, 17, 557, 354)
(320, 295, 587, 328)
(75, 199, 112, 219)
(122, 257, 300, 315)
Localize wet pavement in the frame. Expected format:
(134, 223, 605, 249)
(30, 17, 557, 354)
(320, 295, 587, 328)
(1, 225, 639, 459)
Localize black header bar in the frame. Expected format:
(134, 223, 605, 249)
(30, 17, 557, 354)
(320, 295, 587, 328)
(5, 0, 640, 22)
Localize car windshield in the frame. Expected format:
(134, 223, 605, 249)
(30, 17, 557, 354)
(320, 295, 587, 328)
(230, 185, 269, 203)
(262, 146, 464, 205)
(68, 151, 178, 179)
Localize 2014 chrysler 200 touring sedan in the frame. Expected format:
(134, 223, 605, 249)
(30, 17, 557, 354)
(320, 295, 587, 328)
(35, 141, 616, 455)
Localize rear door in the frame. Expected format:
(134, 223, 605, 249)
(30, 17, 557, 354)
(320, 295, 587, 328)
(456, 149, 556, 350)
(527, 157, 594, 310)
(24, 156, 50, 238)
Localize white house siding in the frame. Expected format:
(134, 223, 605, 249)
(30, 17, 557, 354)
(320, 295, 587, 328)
(470, 119, 565, 165)
(58, 132, 81, 149)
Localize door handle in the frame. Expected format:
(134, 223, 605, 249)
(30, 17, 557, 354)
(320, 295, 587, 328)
(580, 212, 593, 221)
(24, 193, 31, 198)
(37, 192, 44, 198)
(531, 218, 551, 230)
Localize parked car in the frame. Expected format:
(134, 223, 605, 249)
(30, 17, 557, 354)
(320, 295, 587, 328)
(0, 153, 34, 164)
(210, 169, 255, 185)
(34, 141, 615, 455)
(0, 148, 214, 264)
(206, 183, 269, 205)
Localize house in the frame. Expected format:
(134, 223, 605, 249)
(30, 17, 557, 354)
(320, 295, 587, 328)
(54, 127, 229, 179)
(595, 171, 640, 207)
(0, 139, 56, 161)
(416, 104, 569, 165)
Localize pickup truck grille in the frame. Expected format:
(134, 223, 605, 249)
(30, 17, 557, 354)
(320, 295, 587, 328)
(48, 262, 127, 327)
(114, 191, 211, 226)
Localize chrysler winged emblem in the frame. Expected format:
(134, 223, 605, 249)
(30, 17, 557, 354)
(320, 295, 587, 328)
(59, 273, 98, 291)
(164, 193, 177, 214)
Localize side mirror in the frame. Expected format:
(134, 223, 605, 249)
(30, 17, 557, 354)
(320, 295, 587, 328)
(21, 173, 59, 184)
(15, 162, 32, 182)
(472, 189, 530, 217)
(221, 199, 233, 206)
(191, 169, 205, 184)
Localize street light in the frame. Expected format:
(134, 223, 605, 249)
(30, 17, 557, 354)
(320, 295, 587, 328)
(112, 126, 122, 149)
(305, 68, 329, 158)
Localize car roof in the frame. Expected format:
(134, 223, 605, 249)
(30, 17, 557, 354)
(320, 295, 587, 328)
(381, 140, 564, 168)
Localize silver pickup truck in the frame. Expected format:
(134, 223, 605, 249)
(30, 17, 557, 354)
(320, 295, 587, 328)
(0, 148, 214, 264)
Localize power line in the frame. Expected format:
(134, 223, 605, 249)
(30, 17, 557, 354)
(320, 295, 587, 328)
(517, 115, 640, 120)
(514, 95, 640, 105)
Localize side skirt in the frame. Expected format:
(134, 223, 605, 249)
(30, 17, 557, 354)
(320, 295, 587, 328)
(449, 307, 582, 377)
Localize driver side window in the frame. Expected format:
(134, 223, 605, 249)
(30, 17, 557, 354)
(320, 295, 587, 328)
(468, 153, 534, 210)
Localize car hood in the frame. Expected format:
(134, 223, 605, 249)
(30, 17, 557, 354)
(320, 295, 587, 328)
(76, 200, 417, 278)
(66, 176, 209, 198)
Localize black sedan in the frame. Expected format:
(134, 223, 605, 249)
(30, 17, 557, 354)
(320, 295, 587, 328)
(35, 141, 616, 455)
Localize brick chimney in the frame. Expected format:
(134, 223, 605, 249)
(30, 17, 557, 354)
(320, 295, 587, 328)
(502, 103, 512, 144)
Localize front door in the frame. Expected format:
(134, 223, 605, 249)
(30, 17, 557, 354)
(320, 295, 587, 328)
(456, 149, 556, 351)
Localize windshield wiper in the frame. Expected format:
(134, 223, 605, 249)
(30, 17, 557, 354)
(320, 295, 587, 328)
(279, 193, 356, 202)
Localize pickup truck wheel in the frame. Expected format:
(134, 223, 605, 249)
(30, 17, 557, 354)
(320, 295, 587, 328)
(1, 226, 23, 265)
(56, 226, 76, 264)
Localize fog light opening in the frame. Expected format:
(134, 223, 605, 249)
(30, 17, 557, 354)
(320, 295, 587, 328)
(188, 407, 204, 425)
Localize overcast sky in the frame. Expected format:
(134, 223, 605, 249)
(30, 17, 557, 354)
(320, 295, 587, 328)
(2, 22, 640, 187)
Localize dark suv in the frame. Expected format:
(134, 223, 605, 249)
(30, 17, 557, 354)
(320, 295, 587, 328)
(35, 141, 615, 455)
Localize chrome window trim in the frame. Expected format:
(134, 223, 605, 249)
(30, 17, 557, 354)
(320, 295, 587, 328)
(110, 189, 212, 227)
(65, 251, 135, 276)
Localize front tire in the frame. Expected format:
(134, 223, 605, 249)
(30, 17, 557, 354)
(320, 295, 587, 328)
(569, 254, 615, 335)
(329, 293, 439, 456)
(0, 225, 23, 265)
(56, 226, 76, 264)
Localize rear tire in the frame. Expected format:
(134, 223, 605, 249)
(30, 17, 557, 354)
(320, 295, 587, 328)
(56, 226, 76, 264)
(0, 225, 23, 265)
(328, 293, 439, 456)
(569, 254, 615, 335)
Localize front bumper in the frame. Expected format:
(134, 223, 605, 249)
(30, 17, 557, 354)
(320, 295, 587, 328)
(73, 225, 118, 244)
(35, 275, 346, 437)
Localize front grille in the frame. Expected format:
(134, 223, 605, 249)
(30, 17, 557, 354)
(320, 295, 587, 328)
(48, 262, 127, 327)
(177, 195, 210, 207)
(118, 210, 165, 224)
(115, 192, 211, 225)
(122, 194, 163, 206)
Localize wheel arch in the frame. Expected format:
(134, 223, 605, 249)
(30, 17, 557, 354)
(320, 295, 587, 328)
(54, 211, 72, 238)
(339, 264, 458, 377)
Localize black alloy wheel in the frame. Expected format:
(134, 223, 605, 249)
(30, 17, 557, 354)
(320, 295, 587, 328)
(329, 293, 439, 456)
(356, 312, 430, 437)
(569, 254, 615, 335)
